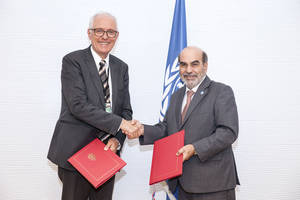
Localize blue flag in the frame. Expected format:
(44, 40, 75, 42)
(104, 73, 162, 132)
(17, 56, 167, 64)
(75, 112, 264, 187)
(159, 0, 187, 122)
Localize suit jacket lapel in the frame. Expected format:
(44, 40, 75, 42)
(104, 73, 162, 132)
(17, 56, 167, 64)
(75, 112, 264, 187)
(175, 86, 186, 129)
(84, 47, 105, 107)
(109, 55, 118, 113)
(180, 76, 211, 129)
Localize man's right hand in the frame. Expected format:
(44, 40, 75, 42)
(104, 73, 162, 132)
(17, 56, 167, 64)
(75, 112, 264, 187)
(120, 119, 144, 139)
(120, 119, 137, 135)
(128, 119, 144, 139)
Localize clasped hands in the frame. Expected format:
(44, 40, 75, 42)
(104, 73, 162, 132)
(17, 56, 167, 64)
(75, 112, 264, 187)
(120, 119, 196, 162)
(120, 119, 144, 139)
(103, 119, 142, 154)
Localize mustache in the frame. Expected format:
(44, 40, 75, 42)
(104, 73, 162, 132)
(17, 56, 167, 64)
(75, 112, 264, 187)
(182, 73, 198, 78)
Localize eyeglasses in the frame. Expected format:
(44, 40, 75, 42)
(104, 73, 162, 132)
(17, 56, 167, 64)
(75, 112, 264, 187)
(89, 28, 118, 38)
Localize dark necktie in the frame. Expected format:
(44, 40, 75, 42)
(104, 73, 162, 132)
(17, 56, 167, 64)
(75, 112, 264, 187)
(99, 60, 111, 112)
(181, 90, 195, 122)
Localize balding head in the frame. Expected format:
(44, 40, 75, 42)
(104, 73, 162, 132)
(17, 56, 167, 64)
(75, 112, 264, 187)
(178, 46, 208, 89)
(178, 46, 207, 64)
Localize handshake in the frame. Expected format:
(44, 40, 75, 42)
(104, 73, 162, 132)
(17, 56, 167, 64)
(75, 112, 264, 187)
(119, 119, 196, 162)
(120, 119, 144, 139)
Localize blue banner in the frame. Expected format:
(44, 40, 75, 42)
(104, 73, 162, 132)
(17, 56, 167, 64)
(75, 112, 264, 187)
(159, 0, 187, 122)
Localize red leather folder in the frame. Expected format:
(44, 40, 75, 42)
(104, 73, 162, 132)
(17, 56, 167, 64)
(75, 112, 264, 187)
(149, 130, 185, 185)
(68, 138, 126, 188)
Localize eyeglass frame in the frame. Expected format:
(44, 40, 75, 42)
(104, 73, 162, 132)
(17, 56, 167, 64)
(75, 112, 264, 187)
(89, 28, 119, 38)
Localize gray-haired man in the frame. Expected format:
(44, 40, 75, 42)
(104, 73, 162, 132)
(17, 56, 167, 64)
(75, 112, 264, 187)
(48, 12, 136, 200)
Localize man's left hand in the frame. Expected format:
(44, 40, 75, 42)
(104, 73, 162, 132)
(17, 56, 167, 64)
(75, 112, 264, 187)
(176, 144, 195, 162)
(104, 138, 120, 153)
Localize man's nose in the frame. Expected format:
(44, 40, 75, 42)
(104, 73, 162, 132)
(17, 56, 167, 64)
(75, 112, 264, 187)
(186, 65, 193, 73)
(102, 32, 108, 39)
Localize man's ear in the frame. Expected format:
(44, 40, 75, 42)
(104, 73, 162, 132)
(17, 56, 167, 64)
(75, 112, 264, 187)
(87, 29, 92, 40)
(204, 62, 208, 72)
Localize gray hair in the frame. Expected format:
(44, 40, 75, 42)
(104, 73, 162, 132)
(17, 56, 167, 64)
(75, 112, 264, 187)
(88, 11, 118, 30)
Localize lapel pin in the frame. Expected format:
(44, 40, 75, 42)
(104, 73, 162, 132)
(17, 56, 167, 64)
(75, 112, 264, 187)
(200, 91, 204, 95)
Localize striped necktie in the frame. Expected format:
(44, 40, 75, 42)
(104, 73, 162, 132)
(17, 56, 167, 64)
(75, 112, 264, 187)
(98, 60, 111, 141)
(99, 60, 111, 112)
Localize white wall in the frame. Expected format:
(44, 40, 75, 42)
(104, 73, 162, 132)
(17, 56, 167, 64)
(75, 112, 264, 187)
(0, 0, 299, 199)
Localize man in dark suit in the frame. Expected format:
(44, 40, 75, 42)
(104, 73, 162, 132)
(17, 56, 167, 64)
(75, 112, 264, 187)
(128, 46, 239, 200)
(47, 12, 137, 200)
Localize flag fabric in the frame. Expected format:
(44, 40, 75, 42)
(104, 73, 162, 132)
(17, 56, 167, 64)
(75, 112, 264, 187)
(154, 0, 187, 199)
(159, 0, 187, 122)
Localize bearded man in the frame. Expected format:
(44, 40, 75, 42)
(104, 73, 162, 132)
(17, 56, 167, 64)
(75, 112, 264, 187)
(129, 46, 240, 200)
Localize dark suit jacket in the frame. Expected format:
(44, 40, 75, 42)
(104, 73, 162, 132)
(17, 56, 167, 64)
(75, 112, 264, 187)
(48, 46, 132, 170)
(140, 76, 239, 194)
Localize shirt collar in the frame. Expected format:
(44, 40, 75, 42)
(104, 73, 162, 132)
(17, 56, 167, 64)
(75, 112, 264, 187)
(90, 46, 110, 70)
(185, 75, 206, 94)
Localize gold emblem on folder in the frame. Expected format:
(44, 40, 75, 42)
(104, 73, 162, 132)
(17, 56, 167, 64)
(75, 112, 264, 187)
(88, 153, 96, 161)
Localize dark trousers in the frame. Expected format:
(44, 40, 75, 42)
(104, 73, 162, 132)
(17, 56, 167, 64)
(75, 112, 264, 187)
(58, 167, 115, 200)
(178, 184, 236, 200)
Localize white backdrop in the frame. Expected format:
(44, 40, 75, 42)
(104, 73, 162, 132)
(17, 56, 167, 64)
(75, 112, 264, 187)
(1, 0, 300, 199)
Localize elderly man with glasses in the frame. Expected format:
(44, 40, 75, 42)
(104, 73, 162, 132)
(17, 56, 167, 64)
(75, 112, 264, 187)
(47, 11, 136, 200)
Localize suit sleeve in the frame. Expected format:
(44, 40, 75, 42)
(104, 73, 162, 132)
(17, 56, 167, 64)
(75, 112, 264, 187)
(139, 122, 168, 145)
(114, 63, 133, 149)
(139, 112, 169, 145)
(193, 85, 239, 162)
(61, 55, 122, 135)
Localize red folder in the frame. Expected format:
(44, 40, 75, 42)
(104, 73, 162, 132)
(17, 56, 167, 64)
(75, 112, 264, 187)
(68, 138, 126, 188)
(149, 130, 185, 185)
